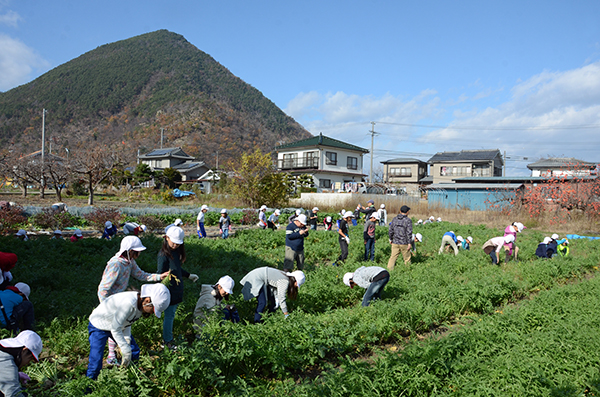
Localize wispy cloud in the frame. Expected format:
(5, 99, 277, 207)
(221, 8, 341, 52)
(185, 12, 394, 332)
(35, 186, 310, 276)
(0, 34, 49, 91)
(0, 9, 20, 27)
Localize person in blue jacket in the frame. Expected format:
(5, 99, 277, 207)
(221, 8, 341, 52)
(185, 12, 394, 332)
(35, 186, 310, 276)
(101, 221, 118, 240)
(283, 214, 308, 272)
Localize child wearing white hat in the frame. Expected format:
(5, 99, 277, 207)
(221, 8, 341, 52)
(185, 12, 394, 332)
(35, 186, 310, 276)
(219, 209, 232, 239)
(193, 275, 238, 333)
(0, 330, 42, 396)
(197, 204, 209, 238)
(86, 284, 171, 379)
(97, 236, 169, 364)
(267, 209, 281, 230)
(258, 205, 268, 229)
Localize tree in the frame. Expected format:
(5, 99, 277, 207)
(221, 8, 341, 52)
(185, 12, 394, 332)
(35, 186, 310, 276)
(70, 145, 120, 205)
(44, 155, 69, 201)
(133, 163, 154, 185)
(159, 167, 182, 189)
(229, 148, 289, 207)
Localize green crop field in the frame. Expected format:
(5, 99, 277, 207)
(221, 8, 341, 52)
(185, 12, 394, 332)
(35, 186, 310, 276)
(1, 220, 599, 396)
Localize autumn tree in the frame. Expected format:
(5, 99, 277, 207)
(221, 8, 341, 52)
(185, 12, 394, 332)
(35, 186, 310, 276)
(229, 148, 289, 207)
(70, 144, 120, 205)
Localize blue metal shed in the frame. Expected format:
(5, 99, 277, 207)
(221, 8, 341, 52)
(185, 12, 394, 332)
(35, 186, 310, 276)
(427, 183, 524, 211)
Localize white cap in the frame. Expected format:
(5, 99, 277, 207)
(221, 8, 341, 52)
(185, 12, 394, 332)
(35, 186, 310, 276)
(343, 272, 354, 287)
(343, 211, 354, 218)
(166, 226, 185, 245)
(326, 216, 332, 222)
(312, 207, 319, 212)
(54, 229, 62, 235)
(340, 209, 345, 215)
(418, 219, 423, 224)
(217, 275, 235, 294)
(201, 204, 209, 211)
(437, 217, 442, 222)
(457, 235, 464, 242)
(504, 235, 515, 244)
(15, 282, 31, 299)
(174, 219, 183, 226)
(370, 212, 379, 220)
(0, 330, 43, 362)
(295, 209, 302, 215)
(274, 209, 281, 215)
(415, 233, 423, 242)
(514, 222, 526, 233)
(118, 236, 146, 257)
(140, 225, 147, 232)
(105, 221, 113, 228)
(429, 216, 435, 221)
(290, 270, 306, 287)
(551, 233, 559, 240)
(221, 208, 227, 214)
(16, 229, 27, 236)
(140, 284, 171, 318)
(296, 214, 307, 225)
(467, 236, 473, 243)
(74, 229, 83, 237)
(260, 205, 267, 211)
(543, 237, 552, 244)
(380, 204, 385, 209)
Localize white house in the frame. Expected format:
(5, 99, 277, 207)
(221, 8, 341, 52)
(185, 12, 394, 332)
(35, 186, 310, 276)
(274, 133, 369, 192)
(527, 157, 598, 177)
(138, 147, 209, 181)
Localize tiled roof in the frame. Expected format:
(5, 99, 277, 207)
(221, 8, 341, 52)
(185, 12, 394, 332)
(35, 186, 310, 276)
(527, 157, 597, 170)
(428, 149, 502, 163)
(380, 157, 427, 164)
(275, 133, 369, 153)
(139, 147, 193, 159)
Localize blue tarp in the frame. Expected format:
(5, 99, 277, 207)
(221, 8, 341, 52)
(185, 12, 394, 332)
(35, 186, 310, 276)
(172, 189, 196, 198)
(566, 234, 600, 240)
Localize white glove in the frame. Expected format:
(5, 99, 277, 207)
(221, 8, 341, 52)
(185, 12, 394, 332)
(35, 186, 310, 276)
(345, 237, 350, 244)
(197, 226, 200, 231)
(189, 274, 199, 282)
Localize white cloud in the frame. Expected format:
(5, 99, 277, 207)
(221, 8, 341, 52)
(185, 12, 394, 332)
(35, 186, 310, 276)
(0, 9, 21, 27)
(0, 34, 49, 91)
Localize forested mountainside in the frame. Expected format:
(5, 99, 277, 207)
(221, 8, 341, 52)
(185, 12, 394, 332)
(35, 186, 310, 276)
(0, 29, 310, 165)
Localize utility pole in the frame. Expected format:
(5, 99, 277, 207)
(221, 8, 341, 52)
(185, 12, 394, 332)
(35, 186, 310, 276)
(369, 122, 379, 183)
(160, 128, 164, 149)
(503, 150, 506, 177)
(41, 108, 47, 191)
(216, 151, 219, 170)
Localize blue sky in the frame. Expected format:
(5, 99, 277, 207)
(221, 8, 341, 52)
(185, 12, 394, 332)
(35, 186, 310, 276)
(1, 0, 600, 175)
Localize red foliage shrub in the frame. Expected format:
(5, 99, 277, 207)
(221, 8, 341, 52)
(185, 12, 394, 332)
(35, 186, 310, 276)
(0, 205, 27, 233)
(83, 207, 124, 232)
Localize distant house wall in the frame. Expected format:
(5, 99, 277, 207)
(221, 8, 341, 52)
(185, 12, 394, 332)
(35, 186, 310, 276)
(428, 187, 521, 211)
(383, 163, 425, 183)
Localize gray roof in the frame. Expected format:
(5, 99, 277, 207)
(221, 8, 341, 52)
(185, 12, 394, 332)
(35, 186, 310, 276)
(381, 157, 427, 164)
(275, 133, 369, 153)
(139, 147, 194, 159)
(527, 157, 597, 170)
(428, 183, 523, 190)
(454, 175, 598, 183)
(172, 161, 206, 171)
(428, 149, 502, 164)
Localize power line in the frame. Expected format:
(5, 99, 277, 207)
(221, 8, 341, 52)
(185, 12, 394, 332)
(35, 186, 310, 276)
(374, 121, 600, 131)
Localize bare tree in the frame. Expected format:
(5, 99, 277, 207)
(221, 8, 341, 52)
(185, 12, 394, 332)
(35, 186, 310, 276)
(0, 152, 33, 198)
(45, 155, 70, 201)
(70, 145, 120, 205)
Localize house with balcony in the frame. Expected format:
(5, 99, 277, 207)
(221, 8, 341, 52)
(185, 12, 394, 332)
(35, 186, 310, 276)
(527, 157, 598, 177)
(380, 157, 428, 195)
(428, 149, 504, 184)
(274, 133, 369, 192)
(138, 147, 209, 182)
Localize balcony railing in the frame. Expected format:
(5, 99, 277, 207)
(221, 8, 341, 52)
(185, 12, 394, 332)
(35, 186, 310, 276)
(278, 157, 319, 170)
(389, 172, 412, 177)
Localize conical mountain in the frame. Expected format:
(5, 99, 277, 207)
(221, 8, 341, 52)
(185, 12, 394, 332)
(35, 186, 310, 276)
(0, 29, 310, 165)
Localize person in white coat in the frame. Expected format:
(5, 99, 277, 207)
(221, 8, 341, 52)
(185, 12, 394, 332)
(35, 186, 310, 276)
(85, 284, 170, 380)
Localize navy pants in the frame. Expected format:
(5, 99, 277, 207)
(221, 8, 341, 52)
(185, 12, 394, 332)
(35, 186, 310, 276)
(489, 251, 498, 265)
(364, 237, 375, 261)
(197, 222, 206, 238)
(86, 322, 140, 379)
(254, 287, 276, 323)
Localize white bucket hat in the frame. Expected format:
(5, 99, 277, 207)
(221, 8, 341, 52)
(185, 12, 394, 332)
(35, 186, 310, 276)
(343, 272, 354, 288)
(16, 229, 27, 236)
(174, 219, 183, 226)
(296, 214, 307, 225)
(274, 209, 281, 215)
(105, 221, 113, 228)
(260, 205, 267, 211)
(140, 284, 171, 318)
(467, 236, 473, 243)
(289, 270, 305, 287)
(74, 229, 83, 237)
(221, 208, 227, 214)
(457, 236, 464, 242)
(117, 236, 147, 257)
(312, 207, 319, 212)
(0, 330, 43, 361)
(370, 212, 379, 220)
(295, 209, 302, 216)
(543, 237, 552, 244)
(551, 233, 559, 240)
(343, 211, 354, 218)
(15, 282, 31, 299)
(201, 204, 209, 211)
(415, 233, 423, 242)
(326, 216, 332, 222)
(140, 225, 147, 232)
(380, 204, 385, 209)
(217, 276, 235, 295)
(166, 226, 185, 245)
(54, 229, 62, 235)
(504, 235, 515, 244)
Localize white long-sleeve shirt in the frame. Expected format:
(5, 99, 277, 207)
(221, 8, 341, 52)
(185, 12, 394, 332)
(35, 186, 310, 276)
(89, 291, 142, 363)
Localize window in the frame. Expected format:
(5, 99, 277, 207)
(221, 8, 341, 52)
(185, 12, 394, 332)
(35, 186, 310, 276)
(282, 153, 297, 169)
(325, 152, 337, 165)
(347, 156, 358, 170)
(389, 167, 411, 177)
(319, 179, 331, 188)
(304, 151, 318, 168)
(440, 166, 470, 176)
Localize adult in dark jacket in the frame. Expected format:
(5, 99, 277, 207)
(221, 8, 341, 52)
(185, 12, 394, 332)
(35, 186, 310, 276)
(535, 237, 557, 258)
(387, 205, 413, 270)
(359, 200, 377, 219)
(284, 214, 309, 272)
(157, 226, 198, 348)
(336, 211, 354, 265)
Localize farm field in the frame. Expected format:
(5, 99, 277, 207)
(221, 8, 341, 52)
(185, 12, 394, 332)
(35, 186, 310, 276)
(1, 220, 600, 396)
